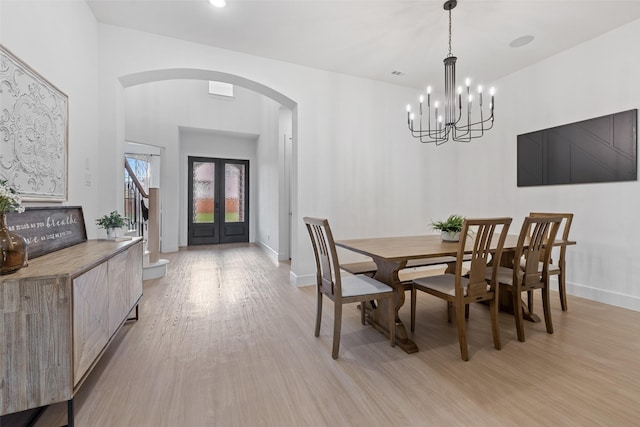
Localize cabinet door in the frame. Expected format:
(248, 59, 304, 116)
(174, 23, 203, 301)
(108, 250, 130, 336)
(0, 276, 72, 414)
(126, 241, 143, 308)
(73, 262, 109, 386)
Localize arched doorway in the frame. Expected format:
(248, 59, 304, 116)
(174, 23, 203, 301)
(119, 69, 297, 260)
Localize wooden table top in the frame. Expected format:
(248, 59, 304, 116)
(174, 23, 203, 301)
(336, 234, 575, 262)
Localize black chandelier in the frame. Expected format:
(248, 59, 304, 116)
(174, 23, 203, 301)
(407, 0, 495, 144)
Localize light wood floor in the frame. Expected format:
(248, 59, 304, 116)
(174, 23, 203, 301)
(34, 243, 640, 426)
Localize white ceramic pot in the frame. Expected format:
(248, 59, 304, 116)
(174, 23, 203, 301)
(441, 231, 460, 242)
(106, 227, 117, 240)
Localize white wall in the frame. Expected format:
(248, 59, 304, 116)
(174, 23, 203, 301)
(483, 19, 640, 310)
(255, 98, 282, 258)
(278, 107, 293, 260)
(1, 0, 100, 238)
(125, 80, 264, 141)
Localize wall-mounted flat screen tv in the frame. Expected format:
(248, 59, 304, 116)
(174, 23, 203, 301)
(517, 109, 637, 186)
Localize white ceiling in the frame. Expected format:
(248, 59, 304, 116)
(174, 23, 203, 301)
(87, 0, 640, 89)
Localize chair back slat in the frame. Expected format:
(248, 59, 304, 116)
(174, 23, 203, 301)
(459, 218, 512, 298)
(304, 217, 342, 298)
(516, 216, 562, 287)
(529, 212, 573, 263)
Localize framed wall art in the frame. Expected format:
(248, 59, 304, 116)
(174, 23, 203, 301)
(0, 44, 68, 201)
(517, 109, 637, 187)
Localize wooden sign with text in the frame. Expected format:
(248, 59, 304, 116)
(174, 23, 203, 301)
(5, 206, 87, 259)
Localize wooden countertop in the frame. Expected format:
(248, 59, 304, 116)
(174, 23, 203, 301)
(0, 237, 143, 281)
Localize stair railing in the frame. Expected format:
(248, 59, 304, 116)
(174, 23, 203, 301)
(124, 158, 148, 238)
(124, 159, 160, 264)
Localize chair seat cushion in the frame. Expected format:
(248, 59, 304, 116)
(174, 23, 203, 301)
(519, 258, 560, 274)
(413, 273, 472, 297)
(488, 266, 516, 286)
(342, 274, 393, 297)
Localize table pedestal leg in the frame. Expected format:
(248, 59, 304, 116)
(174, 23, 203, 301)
(367, 259, 418, 354)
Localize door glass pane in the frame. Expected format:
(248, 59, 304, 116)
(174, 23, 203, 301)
(225, 163, 245, 223)
(193, 162, 215, 223)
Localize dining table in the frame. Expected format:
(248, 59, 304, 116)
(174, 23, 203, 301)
(336, 234, 575, 354)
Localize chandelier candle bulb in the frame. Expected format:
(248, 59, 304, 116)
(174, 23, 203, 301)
(490, 87, 495, 112)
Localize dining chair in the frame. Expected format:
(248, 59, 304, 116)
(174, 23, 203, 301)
(529, 212, 574, 311)
(410, 217, 512, 361)
(303, 217, 396, 359)
(493, 216, 562, 342)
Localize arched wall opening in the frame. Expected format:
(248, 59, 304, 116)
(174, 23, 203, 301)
(118, 68, 298, 261)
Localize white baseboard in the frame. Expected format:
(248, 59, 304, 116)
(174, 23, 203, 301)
(290, 270, 315, 287)
(565, 280, 640, 312)
(256, 241, 279, 262)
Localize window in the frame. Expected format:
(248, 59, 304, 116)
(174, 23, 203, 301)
(208, 81, 234, 98)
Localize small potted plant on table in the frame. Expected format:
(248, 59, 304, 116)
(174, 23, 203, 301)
(96, 211, 127, 240)
(431, 214, 465, 242)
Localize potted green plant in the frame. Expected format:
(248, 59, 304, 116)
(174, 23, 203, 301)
(96, 211, 127, 240)
(430, 214, 465, 242)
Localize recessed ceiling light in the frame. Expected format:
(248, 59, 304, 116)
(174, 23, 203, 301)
(208, 0, 226, 8)
(509, 35, 534, 48)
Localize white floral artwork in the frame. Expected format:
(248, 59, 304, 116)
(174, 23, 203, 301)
(0, 44, 68, 201)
